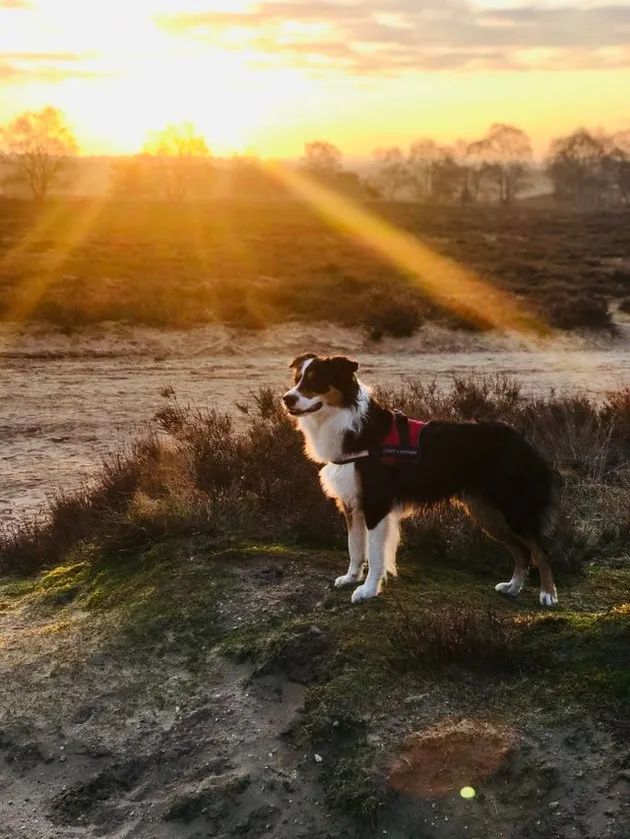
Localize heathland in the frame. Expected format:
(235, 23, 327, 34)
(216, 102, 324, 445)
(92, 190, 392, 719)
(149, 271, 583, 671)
(1, 198, 629, 335)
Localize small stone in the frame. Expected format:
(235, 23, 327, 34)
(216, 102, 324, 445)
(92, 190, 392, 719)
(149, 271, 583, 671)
(549, 801, 559, 809)
(314, 753, 323, 764)
(619, 769, 630, 782)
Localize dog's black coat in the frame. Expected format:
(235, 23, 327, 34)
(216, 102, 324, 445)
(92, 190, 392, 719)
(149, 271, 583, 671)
(344, 399, 557, 537)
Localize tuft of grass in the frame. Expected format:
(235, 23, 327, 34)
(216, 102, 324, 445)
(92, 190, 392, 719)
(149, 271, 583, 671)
(387, 603, 520, 674)
(320, 741, 385, 822)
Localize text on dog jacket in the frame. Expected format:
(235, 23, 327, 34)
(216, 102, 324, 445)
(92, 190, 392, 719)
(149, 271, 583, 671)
(333, 411, 427, 465)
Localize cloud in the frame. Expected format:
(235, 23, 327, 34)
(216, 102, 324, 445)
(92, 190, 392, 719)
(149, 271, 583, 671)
(1, 51, 85, 62)
(0, 51, 105, 82)
(159, 1, 630, 73)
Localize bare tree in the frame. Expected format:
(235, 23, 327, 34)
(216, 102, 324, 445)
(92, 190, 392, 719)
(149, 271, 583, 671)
(109, 156, 155, 198)
(302, 141, 342, 178)
(606, 131, 630, 206)
(371, 147, 409, 200)
(468, 123, 532, 205)
(408, 139, 446, 201)
(546, 129, 609, 208)
(433, 149, 468, 204)
(0, 106, 78, 200)
(142, 122, 212, 201)
(463, 139, 492, 203)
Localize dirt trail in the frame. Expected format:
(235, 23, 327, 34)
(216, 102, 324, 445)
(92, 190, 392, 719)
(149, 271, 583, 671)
(2, 320, 629, 526)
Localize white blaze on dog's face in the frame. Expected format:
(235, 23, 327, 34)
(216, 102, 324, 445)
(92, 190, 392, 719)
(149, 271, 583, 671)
(282, 353, 359, 417)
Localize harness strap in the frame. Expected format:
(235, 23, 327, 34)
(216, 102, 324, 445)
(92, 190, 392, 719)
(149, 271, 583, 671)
(394, 410, 410, 448)
(332, 450, 370, 465)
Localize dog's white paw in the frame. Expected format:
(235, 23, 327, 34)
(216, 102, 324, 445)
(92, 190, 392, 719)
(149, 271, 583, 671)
(539, 590, 558, 607)
(495, 581, 522, 597)
(334, 573, 362, 588)
(351, 584, 379, 604)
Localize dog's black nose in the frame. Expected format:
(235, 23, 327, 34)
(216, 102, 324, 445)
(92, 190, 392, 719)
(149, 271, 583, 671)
(283, 393, 298, 408)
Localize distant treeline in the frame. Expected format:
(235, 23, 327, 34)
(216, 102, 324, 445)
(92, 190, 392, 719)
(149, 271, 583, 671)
(1, 107, 629, 209)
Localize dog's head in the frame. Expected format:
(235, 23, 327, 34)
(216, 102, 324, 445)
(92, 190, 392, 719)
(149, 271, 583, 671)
(282, 353, 359, 417)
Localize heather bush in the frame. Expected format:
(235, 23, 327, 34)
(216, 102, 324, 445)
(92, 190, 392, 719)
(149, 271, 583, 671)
(2, 377, 628, 576)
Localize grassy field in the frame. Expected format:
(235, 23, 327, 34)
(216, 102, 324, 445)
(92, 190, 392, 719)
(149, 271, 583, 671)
(0, 378, 628, 836)
(1, 198, 629, 335)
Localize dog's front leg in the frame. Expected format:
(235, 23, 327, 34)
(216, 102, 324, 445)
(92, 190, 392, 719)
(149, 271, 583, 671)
(351, 516, 388, 603)
(335, 510, 366, 588)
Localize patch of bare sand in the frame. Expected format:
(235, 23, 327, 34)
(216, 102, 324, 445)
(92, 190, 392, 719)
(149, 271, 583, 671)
(387, 718, 517, 799)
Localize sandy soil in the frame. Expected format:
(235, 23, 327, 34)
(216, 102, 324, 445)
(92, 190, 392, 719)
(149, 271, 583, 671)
(2, 319, 629, 526)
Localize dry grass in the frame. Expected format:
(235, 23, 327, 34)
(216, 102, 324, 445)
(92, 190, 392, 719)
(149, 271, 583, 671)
(387, 603, 520, 673)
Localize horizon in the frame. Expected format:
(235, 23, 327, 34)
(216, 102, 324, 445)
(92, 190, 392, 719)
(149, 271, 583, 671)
(1, 1, 629, 158)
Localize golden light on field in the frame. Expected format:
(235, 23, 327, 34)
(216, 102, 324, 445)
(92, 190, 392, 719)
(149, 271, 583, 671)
(0, 198, 107, 325)
(267, 163, 546, 335)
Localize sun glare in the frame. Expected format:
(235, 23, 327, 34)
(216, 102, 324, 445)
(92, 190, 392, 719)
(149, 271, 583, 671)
(1, 0, 310, 155)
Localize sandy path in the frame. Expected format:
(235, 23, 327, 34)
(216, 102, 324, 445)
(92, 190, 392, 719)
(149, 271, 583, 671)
(1, 321, 629, 525)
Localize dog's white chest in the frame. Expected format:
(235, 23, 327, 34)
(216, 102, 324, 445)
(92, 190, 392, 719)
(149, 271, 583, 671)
(319, 462, 360, 508)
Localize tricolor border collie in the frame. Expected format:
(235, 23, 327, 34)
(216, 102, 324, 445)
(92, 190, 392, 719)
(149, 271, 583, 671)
(283, 354, 559, 607)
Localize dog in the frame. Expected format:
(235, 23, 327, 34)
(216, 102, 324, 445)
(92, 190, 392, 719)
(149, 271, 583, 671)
(283, 353, 559, 606)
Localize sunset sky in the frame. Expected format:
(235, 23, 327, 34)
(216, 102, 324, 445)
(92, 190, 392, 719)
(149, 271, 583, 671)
(1, 0, 629, 158)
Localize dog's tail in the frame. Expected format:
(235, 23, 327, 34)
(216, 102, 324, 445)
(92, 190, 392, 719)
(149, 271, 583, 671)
(542, 466, 563, 539)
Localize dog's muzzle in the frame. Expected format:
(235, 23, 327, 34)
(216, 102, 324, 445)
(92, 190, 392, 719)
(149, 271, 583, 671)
(282, 393, 322, 416)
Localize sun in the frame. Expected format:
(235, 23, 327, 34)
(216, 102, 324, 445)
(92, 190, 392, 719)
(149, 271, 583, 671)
(55, 39, 309, 156)
(15, 0, 311, 156)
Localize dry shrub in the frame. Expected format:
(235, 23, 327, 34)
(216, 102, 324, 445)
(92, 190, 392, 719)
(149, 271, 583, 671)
(154, 389, 343, 546)
(541, 293, 613, 330)
(0, 438, 161, 574)
(2, 377, 628, 576)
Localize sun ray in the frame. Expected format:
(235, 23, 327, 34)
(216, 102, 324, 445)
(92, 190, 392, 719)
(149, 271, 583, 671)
(265, 162, 548, 336)
(0, 197, 107, 330)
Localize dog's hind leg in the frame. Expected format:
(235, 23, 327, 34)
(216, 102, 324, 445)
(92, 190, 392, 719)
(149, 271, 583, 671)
(461, 495, 530, 599)
(494, 538, 530, 598)
(528, 542, 558, 607)
(335, 509, 367, 588)
(351, 512, 400, 603)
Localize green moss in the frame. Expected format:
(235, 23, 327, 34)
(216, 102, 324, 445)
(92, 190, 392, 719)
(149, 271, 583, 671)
(38, 561, 90, 605)
(321, 739, 385, 822)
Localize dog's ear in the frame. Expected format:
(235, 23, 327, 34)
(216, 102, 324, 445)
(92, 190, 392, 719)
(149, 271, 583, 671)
(328, 356, 359, 377)
(289, 352, 317, 370)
